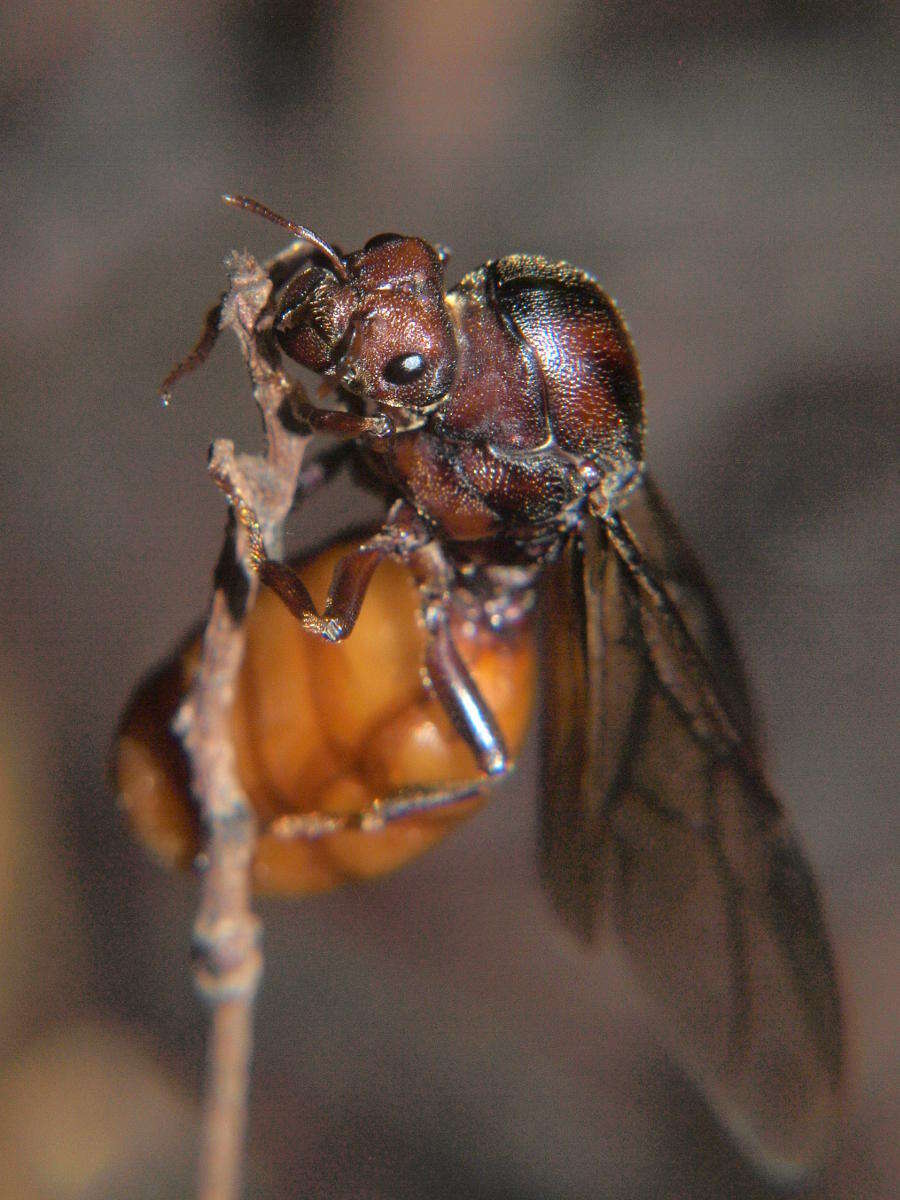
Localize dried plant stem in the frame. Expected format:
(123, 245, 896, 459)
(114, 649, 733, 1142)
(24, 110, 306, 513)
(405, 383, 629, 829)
(173, 250, 309, 1200)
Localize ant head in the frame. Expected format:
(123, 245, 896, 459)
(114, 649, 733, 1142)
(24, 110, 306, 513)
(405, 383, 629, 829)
(225, 196, 456, 412)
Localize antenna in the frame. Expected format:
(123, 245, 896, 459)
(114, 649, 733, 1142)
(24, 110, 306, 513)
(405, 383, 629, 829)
(222, 194, 348, 281)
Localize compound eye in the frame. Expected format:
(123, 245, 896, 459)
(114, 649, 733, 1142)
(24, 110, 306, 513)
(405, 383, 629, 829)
(382, 352, 427, 385)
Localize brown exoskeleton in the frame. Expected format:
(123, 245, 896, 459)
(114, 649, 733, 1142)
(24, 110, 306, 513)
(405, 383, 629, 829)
(162, 195, 844, 1182)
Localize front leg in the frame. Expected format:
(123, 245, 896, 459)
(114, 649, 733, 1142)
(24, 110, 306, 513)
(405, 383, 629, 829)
(282, 386, 395, 441)
(159, 238, 340, 403)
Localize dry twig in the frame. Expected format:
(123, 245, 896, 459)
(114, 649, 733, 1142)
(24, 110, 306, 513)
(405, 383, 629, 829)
(172, 250, 309, 1200)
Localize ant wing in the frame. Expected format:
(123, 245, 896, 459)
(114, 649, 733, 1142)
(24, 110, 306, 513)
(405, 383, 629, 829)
(539, 475, 844, 1182)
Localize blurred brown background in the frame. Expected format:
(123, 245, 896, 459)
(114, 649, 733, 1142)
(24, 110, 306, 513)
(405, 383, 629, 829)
(0, 3, 896, 1197)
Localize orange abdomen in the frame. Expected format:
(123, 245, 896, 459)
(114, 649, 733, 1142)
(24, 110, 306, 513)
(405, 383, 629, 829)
(115, 540, 536, 894)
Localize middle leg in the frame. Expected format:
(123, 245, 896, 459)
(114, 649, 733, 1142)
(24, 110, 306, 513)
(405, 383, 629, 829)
(234, 497, 429, 641)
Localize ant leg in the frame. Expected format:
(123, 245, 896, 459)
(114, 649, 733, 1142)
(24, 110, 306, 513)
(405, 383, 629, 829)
(422, 603, 508, 777)
(268, 601, 511, 840)
(158, 241, 325, 402)
(269, 772, 509, 840)
(281, 387, 394, 441)
(159, 297, 224, 402)
(235, 500, 428, 642)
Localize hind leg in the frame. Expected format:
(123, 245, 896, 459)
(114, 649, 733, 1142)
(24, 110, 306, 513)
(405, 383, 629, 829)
(269, 602, 511, 840)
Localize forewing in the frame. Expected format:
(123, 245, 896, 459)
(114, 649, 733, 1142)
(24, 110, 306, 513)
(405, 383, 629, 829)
(539, 476, 843, 1179)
